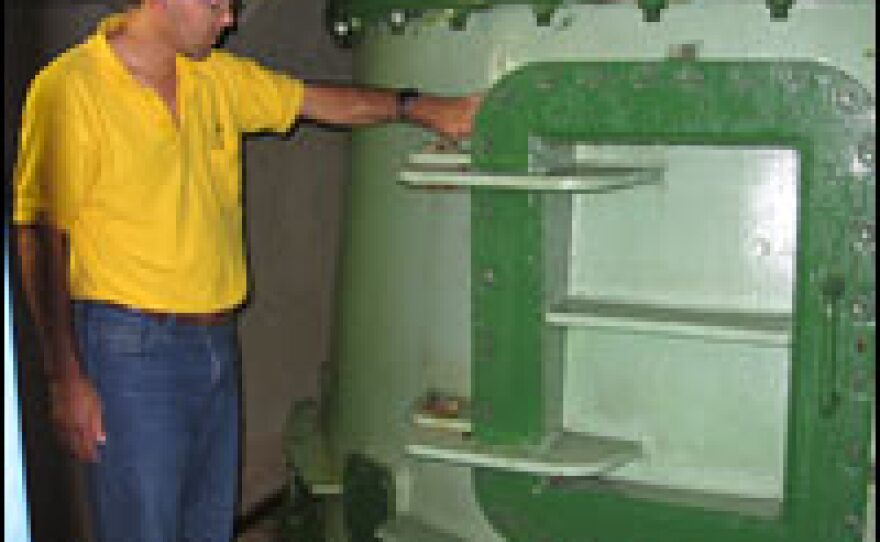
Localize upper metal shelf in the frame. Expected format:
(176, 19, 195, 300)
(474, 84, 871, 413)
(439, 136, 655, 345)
(399, 148, 665, 192)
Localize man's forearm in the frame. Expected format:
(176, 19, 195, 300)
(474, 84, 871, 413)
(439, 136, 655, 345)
(16, 225, 82, 380)
(301, 85, 400, 126)
(300, 84, 481, 140)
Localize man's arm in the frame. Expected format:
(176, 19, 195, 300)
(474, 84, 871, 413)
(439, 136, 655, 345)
(16, 224, 104, 462)
(300, 84, 481, 140)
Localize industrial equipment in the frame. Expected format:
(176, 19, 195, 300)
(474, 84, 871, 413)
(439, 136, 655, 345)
(288, 2, 876, 540)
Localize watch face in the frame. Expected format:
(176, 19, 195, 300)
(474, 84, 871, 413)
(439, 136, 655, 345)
(397, 88, 421, 117)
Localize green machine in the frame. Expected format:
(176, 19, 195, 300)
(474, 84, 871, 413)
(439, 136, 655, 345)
(287, 1, 875, 541)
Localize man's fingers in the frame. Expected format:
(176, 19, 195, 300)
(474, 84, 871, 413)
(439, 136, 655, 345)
(83, 405, 104, 461)
(66, 428, 88, 462)
(63, 411, 102, 462)
(82, 434, 99, 463)
(91, 405, 107, 445)
(73, 426, 99, 463)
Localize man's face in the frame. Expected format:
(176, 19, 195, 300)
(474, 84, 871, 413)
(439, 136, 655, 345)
(165, 0, 235, 60)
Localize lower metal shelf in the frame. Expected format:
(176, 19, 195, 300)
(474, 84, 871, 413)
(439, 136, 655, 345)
(406, 427, 642, 477)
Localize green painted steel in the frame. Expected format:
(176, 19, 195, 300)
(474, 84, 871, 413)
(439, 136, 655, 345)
(323, 3, 875, 542)
(470, 60, 874, 542)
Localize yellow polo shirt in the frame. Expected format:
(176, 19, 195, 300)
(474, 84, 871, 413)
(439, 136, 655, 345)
(13, 15, 305, 312)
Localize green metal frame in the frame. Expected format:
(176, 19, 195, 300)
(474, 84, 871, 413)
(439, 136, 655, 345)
(470, 61, 874, 541)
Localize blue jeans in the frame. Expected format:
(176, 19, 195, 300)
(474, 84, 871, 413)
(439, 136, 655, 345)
(73, 302, 239, 542)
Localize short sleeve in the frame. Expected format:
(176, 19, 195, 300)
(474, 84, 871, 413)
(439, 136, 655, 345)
(214, 53, 305, 134)
(13, 71, 93, 231)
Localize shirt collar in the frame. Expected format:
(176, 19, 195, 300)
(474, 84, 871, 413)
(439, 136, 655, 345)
(89, 14, 192, 83)
(90, 14, 134, 81)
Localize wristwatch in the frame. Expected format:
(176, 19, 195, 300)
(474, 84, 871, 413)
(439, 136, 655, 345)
(396, 88, 421, 120)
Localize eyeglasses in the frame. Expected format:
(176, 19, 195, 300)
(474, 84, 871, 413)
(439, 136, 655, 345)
(195, 0, 234, 17)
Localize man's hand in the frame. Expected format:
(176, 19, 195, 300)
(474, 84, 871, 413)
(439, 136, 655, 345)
(409, 94, 483, 140)
(16, 225, 103, 461)
(49, 370, 105, 463)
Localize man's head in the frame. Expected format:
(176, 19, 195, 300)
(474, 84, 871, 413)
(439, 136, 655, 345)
(132, 0, 237, 60)
(170, 0, 236, 60)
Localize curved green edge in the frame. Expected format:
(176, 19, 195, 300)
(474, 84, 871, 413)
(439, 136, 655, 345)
(470, 61, 874, 542)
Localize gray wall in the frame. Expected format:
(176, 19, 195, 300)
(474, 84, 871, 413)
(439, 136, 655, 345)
(6, 7, 126, 540)
(226, 0, 352, 439)
(4, 1, 351, 538)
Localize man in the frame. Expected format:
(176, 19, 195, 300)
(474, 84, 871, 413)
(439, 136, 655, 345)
(12, 0, 480, 540)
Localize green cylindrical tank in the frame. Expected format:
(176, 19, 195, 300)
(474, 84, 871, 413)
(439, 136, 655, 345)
(320, 2, 875, 541)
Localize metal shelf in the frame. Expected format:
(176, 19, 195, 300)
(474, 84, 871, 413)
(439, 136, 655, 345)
(406, 427, 642, 477)
(377, 515, 465, 542)
(300, 453, 343, 496)
(546, 298, 792, 346)
(553, 477, 784, 520)
(399, 151, 664, 192)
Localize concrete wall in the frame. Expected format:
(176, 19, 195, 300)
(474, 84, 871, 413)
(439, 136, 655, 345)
(226, 0, 352, 440)
(6, 6, 123, 540)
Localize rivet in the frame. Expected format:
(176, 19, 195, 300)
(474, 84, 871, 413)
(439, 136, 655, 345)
(855, 336, 867, 354)
(835, 88, 859, 112)
(767, 0, 794, 20)
(578, 74, 602, 89)
(780, 70, 805, 94)
(390, 10, 406, 26)
(537, 79, 554, 91)
(857, 138, 875, 173)
(674, 67, 704, 85)
(449, 11, 469, 31)
(333, 20, 350, 36)
(555, 12, 575, 30)
(849, 442, 863, 464)
(852, 367, 868, 391)
(852, 225, 875, 253)
(668, 42, 700, 61)
(845, 513, 863, 536)
(483, 268, 495, 285)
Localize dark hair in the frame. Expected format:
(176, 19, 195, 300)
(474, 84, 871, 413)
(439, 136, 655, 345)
(105, 0, 141, 9)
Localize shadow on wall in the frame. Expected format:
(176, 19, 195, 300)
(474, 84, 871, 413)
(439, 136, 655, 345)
(5, 3, 118, 541)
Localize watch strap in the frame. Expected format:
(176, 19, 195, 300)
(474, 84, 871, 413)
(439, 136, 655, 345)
(396, 88, 421, 120)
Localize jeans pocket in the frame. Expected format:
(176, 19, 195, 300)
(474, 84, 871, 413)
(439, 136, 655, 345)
(95, 310, 148, 357)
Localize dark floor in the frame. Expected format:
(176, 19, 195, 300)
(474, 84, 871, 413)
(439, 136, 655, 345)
(236, 514, 282, 542)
